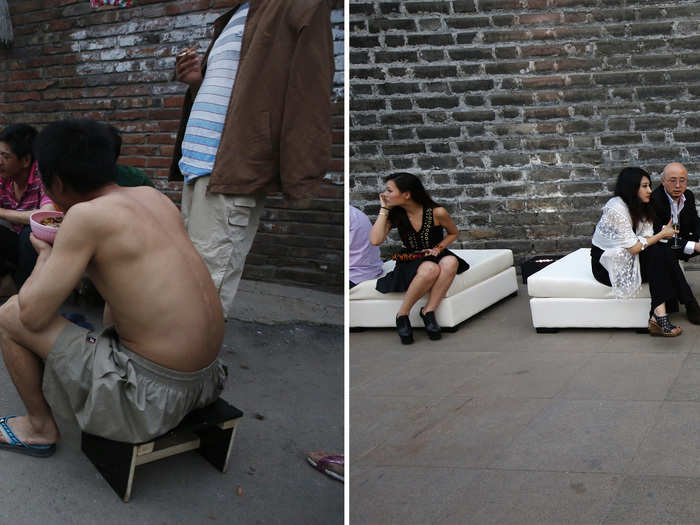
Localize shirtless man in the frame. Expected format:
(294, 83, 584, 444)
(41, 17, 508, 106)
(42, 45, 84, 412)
(0, 119, 226, 456)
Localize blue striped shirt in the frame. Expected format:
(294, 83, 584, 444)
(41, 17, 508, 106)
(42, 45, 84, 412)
(179, 3, 249, 182)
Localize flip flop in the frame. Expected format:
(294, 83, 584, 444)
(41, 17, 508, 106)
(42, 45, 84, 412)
(307, 451, 344, 482)
(0, 416, 56, 458)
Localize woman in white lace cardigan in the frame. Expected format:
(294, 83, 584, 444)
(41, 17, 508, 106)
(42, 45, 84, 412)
(591, 167, 694, 336)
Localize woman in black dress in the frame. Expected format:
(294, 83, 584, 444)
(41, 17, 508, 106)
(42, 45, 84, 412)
(370, 173, 469, 344)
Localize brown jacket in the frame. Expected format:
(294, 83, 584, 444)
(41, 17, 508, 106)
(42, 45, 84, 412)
(169, 0, 334, 200)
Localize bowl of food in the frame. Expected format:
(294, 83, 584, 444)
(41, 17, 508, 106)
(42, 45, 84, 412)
(30, 211, 64, 244)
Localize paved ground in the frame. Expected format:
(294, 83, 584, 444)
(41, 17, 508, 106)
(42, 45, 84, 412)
(351, 272, 700, 524)
(0, 297, 343, 524)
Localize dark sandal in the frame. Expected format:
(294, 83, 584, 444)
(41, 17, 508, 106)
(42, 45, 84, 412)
(648, 314, 682, 337)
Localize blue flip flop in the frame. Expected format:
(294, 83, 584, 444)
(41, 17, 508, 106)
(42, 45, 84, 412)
(0, 416, 56, 458)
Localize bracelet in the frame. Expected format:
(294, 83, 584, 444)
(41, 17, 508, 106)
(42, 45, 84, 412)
(380, 206, 390, 210)
(378, 211, 389, 217)
(638, 237, 648, 250)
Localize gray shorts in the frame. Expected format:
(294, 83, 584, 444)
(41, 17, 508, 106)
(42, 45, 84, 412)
(43, 323, 226, 443)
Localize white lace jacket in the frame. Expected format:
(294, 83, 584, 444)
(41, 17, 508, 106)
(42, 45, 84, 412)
(592, 196, 652, 298)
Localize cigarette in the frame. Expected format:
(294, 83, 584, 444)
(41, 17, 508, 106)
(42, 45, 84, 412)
(176, 47, 196, 59)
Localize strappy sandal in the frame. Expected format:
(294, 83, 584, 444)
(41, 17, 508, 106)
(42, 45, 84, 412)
(648, 313, 682, 337)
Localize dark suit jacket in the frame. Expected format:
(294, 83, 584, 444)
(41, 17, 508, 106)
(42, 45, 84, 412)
(651, 185, 700, 261)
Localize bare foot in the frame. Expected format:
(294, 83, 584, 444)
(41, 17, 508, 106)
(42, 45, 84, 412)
(0, 415, 59, 446)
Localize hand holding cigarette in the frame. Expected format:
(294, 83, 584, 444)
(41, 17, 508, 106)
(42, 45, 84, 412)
(175, 47, 203, 89)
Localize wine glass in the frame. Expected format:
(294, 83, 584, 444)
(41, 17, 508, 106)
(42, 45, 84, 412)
(671, 222, 681, 250)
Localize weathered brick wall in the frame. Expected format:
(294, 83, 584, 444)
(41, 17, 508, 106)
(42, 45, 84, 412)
(349, 0, 700, 265)
(0, 0, 343, 293)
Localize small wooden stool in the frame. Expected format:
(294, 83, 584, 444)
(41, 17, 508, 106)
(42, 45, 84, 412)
(81, 398, 243, 502)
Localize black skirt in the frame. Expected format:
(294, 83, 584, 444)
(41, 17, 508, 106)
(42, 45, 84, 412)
(375, 249, 469, 293)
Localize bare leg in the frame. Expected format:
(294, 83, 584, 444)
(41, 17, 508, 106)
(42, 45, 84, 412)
(0, 296, 66, 445)
(396, 262, 440, 317)
(0, 332, 59, 444)
(423, 256, 458, 313)
(653, 303, 667, 316)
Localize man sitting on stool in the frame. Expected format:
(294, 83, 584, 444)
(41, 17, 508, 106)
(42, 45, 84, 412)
(651, 161, 700, 324)
(0, 119, 226, 457)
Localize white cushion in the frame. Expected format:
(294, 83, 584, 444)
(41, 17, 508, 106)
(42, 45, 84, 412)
(527, 247, 651, 299)
(350, 249, 514, 301)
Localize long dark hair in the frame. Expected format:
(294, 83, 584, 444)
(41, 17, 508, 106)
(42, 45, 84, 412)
(614, 167, 655, 230)
(385, 173, 440, 230)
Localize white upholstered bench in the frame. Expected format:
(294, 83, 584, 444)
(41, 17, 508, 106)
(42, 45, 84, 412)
(349, 249, 518, 329)
(528, 247, 656, 332)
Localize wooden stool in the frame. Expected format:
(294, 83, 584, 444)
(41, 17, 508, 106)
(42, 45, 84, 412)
(81, 398, 243, 502)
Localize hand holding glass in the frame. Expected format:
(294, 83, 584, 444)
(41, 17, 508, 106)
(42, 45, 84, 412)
(671, 222, 682, 250)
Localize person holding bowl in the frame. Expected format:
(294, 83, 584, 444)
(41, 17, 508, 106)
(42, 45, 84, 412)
(591, 167, 694, 336)
(0, 124, 56, 289)
(370, 173, 469, 344)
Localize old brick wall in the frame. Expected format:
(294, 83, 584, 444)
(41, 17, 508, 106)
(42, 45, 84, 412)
(349, 0, 700, 265)
(0, 0, 344, 293)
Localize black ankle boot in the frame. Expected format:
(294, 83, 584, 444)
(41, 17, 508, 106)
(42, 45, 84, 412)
(419, 307, 441, 340)
(396, 315, 413, 345)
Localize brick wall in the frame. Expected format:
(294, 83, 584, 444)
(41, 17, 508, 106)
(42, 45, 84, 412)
(349, 0, 700, 265)
(0, 0, 344, 294)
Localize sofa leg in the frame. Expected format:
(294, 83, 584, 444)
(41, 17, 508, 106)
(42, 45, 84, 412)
(508, 290, 518, 298)
(442, 326, 458, 333)
(536, 327, 559, 334)
(635, 327, 650, 334)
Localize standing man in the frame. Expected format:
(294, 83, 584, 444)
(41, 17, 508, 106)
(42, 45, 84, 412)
(171, 0, 334, 318)
(0, 124, 56, 288)
(651, 161, 700, 323)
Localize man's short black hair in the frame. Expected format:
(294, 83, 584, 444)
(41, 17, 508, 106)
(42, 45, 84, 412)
(107, 124, 122, 161)
(34, 119, 117, 194)
(0, 124, 38, 161)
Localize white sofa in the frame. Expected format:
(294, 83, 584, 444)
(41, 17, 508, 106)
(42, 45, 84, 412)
(528, 247, 655, 332)
(349, 249, 518, 329)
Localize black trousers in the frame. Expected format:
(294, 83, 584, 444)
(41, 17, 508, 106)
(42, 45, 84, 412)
(591, 243, 693, 314)
(0, 225, 38, 289)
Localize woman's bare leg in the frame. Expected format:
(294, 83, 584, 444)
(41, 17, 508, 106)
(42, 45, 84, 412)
(396, 262, 440, 317)
(653, 303, 667, 317)
(423, 256, 458, 312)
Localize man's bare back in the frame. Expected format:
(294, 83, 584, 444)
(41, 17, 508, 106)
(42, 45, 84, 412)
(39, 184, 224, 371)
(81, 185, 224, 370)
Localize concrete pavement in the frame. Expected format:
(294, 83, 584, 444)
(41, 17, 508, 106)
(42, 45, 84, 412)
(351, 272, 700, 524)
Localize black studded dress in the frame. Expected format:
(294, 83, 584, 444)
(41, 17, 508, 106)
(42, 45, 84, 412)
(375, 206, 469, 293)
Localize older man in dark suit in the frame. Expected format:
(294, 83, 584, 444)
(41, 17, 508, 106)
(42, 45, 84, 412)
(651, 162, 700, 323)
